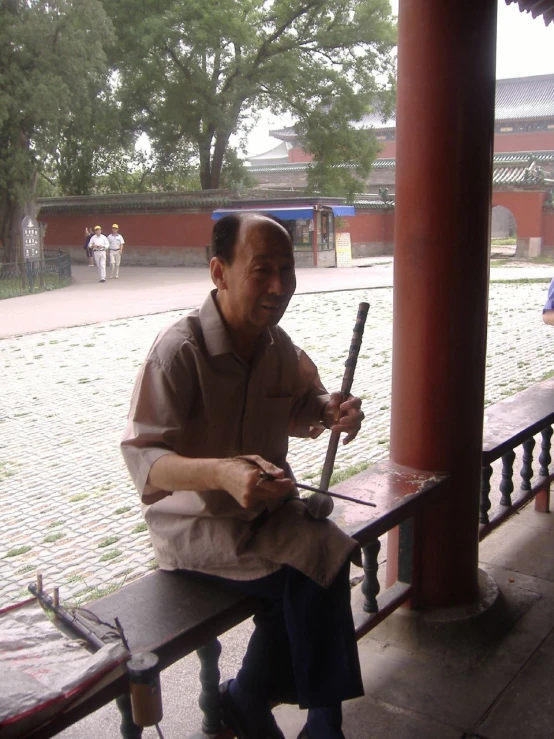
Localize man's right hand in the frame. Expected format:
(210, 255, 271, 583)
(216, 455, 295, 509)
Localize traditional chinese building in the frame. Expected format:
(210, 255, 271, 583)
(248, 74, 554, 257)
(38, 77, 554, 264)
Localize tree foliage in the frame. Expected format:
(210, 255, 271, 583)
(103, 0, 396, 192)
(0, 0, 114, 261)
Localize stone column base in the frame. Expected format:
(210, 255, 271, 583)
(515, 237, 542, 258)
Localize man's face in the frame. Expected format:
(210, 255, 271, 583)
(112, 228, 118, 234)
(94, 228, 101, 235)
(216, 217, 296, 335)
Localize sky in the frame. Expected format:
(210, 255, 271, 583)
(245, 0, 554, 157)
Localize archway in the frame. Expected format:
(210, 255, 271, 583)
(492, 191, 548, 258)
(490, 204, 516, 258)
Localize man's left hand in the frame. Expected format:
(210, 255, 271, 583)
(323, 392, 365, 445)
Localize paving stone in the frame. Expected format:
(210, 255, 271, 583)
(2, 283, 553, 608)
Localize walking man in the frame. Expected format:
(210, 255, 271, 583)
(108, 223, 125, 279)
(122, 213, 365, 738)
(89, 225, 109, 282)
(83, 227, 94, 266)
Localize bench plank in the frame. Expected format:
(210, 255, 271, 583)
(482, 378, 554, 464)
(24, 463, 446, 738)
(89, 571, 257, 670)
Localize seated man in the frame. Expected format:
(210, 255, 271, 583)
(542, 277, 554, 325)
(121, 213, 365, 739)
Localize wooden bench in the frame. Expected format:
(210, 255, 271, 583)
(24, 461, 446, 739)
(24, 381, 554, 737)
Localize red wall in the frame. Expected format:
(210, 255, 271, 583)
(346, 211, 394, 242)
(544, 211, 554, 248)
(288, 140, 397, 162)
(289, 147, 313, 163)
(375, 140, 396, 158)
(374, 132, 554, 157)
(285, 129, 553, 166)
(494, 131, 554, 153)
(41, 212, 214, 249)
(492, 191, 548, 237)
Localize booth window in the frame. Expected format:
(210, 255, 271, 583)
(291, 219, 313, 251)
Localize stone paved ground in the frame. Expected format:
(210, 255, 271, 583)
(1, 282, 554, 609)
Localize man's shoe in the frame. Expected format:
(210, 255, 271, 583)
(219, 680, 285, 739)
(100, 279, 106, 282)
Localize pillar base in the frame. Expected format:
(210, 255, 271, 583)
(418, 568, 499, 627)
(370, 569, 541, 652)
(515, 237, 542, 259)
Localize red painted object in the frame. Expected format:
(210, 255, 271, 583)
(389, 0, 498, 608)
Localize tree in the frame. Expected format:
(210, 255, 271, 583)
(102, 0, 396, 191)
(0, 0, 114, 263)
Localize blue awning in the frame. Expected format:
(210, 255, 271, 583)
(331, 206, 355, 216)
(212, 207, 314, 221)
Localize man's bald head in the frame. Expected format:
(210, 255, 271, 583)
(211, 212, 293, 264)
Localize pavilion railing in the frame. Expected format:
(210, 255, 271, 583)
(479, 379, 554, 541)
(346, 378, 554, 631)
(480, 427, 554, 540)
(328, 463, 448, 637)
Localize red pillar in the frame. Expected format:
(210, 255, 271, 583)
(388, 0, 497, 607)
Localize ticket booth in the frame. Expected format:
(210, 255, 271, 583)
(211, 204, 355, 267)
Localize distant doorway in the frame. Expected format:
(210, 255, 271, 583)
(491, 205, 516, 258)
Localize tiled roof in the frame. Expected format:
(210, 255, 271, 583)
(495, 75, 554, 120)
(268, 127, 297, 141)
(248, 141, 290, 162)
(248, 159, 396, 174)
(37, 190, 234, 214)
(269, 74, 554, 142)
(493, 166, 531, 185)
(506, 0, 554, 25)
(249, 152, 554, 176)
(493, 151, 554, 164)
(37, 189, 350, 215)
(493, 160, 551, 185)
(353, 198, 394, 209)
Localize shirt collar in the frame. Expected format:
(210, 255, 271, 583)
(199, 290, 275, 358)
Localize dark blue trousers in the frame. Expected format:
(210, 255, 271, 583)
(188, 562, 364, 710)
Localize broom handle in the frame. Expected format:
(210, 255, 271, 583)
(319, 302, 370, 491)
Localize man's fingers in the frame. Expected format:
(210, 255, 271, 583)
(239, 454, 286, 479)
(256, 478, 295, 497)
(241, 477, 294, 508)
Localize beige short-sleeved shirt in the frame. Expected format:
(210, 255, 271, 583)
(121, 291, 358, 587)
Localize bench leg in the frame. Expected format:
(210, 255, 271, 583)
(197, 638, 223, 735)
(116, 692, 143, 739)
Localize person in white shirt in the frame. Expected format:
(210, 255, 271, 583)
(89, 225, 109, 282)
(107, 223, 125, 279)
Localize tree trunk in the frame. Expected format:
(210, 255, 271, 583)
(0, 192, 23, 266)
(5, 198, 24, 265)
(210, 133, 231, 190)
(198, 135, 214, 190)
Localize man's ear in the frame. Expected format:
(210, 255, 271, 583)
(210, 256, 227, 290)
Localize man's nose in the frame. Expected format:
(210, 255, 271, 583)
(269, 269, 296, 295)
(267, 271, 286, 294)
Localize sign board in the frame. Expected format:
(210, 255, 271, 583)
(21, 216, 40, 261)
(335, 232, 353, 268)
